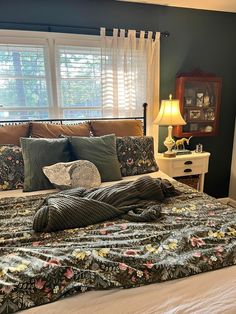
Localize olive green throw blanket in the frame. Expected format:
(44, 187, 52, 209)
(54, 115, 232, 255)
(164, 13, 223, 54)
(33, 176, 178, 232)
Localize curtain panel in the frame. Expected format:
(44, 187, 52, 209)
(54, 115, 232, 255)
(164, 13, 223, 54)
(100, 28, 160, 150)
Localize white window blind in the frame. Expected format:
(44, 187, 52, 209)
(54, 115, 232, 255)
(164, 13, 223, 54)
(57, 45, 102, 119)
(0, 44, 50, 120)
(56, 43, 147, 119)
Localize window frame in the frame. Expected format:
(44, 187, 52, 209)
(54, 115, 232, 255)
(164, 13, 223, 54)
(0, 34, 53, 119)
(0, 29, 146, 120)
(55, 43, 103, 119)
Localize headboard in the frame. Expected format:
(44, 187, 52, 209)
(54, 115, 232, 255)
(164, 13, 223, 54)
(0, 103, 148, 136)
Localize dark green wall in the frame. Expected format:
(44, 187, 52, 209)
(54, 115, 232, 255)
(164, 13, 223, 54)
(0, 0, 235, 197)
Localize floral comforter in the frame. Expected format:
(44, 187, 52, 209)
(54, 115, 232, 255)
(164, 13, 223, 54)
(0, 182, 236, 313)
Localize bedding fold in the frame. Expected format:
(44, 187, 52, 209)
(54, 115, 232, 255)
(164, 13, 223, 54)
(33, 176, 178, 232)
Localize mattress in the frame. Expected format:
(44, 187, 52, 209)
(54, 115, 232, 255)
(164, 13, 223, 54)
(0, 170, 173, 199)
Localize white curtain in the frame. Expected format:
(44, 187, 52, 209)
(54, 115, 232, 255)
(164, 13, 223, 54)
(100, 28, 160, 150)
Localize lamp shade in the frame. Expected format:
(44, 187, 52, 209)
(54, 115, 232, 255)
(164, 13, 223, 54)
(154, 94, 186, 126)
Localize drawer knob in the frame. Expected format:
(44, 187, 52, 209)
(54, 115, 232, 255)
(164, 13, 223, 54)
(184, 161, 193, 165)
(184, 168, 192, 173)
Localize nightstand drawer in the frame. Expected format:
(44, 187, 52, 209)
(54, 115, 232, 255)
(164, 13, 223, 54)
(172, 157, 205, 169)
(171, 164, 206, 177)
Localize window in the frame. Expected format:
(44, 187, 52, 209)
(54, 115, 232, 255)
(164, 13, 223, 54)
(57, 46, 102, 118)
(0, 31, 147, 120)
(0, 44, 50, 120)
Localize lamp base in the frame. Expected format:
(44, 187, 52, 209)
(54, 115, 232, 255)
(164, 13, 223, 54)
(163, 151, 176, 158)
(163, 125, 176, 158)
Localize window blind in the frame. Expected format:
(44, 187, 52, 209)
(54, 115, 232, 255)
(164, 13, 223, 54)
(57, 46, 102, 119)
(0, 44, 50, 120)
(56, 44, 147, 119)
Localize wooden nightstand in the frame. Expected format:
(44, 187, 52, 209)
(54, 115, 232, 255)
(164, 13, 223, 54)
(156, 152, 210, 192)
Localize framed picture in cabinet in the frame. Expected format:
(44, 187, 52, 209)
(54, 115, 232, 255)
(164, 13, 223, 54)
(174, 74, 222, 137)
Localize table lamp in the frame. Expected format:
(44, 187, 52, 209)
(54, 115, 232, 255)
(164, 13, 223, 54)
(154, 94, 186, 158)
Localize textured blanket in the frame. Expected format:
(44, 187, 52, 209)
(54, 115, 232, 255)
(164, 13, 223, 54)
(1, 180, 236, 313)
(33, 176, 178, 232)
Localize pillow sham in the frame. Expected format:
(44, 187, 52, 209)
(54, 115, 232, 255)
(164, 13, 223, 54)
(30, 122, 91, 138)
(89, 120, 143, 137)
(116, 136, 159, 176)
(70, 134, 122, 182)
(0, 145, 24, 191)
(0, 123, 29, 146)
(21, 138, 71, 192)
(43, 160, 101, 190)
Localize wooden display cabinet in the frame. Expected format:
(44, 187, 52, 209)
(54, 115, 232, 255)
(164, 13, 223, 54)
(174, 74, 222, 137)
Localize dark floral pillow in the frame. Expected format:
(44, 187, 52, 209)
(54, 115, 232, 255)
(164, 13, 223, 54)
(116, 136, 159, 177)
(0, 145, 24, 190)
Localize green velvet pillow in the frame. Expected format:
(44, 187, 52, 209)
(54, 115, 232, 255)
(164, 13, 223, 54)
(21, 138, 70, 192)
(70, 134, 122, 182)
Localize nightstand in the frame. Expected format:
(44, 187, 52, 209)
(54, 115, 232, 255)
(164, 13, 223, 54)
(156, 152, 210, 192)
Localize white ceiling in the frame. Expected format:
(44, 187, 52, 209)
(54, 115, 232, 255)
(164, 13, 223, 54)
(119, 0, 236, 13)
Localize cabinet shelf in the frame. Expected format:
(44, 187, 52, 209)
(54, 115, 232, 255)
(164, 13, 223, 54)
(187, 120, 215, 123)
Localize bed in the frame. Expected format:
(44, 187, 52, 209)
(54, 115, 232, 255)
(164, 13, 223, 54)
(1, 107, 236, 313)
(1, 169, 236, 314)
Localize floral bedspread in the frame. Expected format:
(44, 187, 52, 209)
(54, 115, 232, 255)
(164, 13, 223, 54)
(1, 182, 236, 313)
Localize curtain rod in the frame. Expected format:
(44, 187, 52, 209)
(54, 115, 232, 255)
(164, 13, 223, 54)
(106, 28, 170, 38)
(0, 21, 170, 38)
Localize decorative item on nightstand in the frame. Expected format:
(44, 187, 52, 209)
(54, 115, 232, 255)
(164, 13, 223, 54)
(154, 94, 186, 158)
(173, 136, 193, 155)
